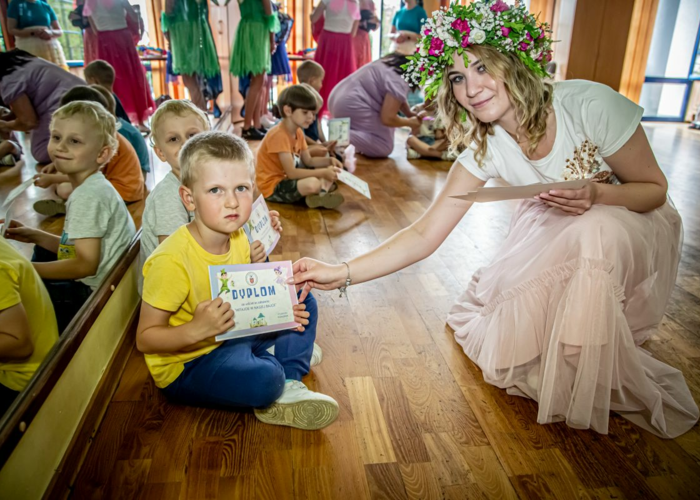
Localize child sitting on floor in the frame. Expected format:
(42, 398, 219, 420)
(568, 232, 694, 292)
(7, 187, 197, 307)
(84, 60, 131, 125)
(137, 131, 338, 430)
(4, 101, 136, 332)
(406, 116, 456, 161)
(139, 100, 280, 293)
(32, 86, 145, 215)
(257, 85, 344, 209)
(296, 61, 336, 155)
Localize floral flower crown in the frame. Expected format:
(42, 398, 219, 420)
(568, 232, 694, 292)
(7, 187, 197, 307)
(403, 0, 553, 100)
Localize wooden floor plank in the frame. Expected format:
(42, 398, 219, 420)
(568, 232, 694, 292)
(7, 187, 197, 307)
(64, 124, 700, 498)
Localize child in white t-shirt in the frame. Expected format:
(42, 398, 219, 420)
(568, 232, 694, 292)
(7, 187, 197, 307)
(3, 101, 136, 331)
(139, 100, 281, 293)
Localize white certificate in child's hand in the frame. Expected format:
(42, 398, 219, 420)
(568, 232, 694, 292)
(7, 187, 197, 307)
(328, 118, 350, 146)
(210, 261, 299, 341)
(338, 170, 371, 199)
(451, 179, 590, 203)
(243, 195, 280, 256)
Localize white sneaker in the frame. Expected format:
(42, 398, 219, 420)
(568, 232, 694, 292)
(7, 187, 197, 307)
(254, 380, 339, 430)
(407, 148, 421, 159)
(266, 343, 323, 367)
(261, 114, 279, 129)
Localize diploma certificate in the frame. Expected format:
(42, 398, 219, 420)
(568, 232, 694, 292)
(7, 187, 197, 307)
(243, 195, 280, 256)
(210, 261, 299, 341)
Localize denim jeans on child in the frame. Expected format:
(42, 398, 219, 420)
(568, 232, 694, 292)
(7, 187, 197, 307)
(32, 245, 93, 333)
(162, 291, 318, 409)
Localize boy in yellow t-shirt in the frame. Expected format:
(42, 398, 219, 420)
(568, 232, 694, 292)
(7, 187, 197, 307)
(137, 131, 339, 431)
(0, 238, 59, 414)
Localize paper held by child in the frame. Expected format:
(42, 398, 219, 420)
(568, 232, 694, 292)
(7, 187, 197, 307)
(328, 118, 350, 147)
(338, 170, 371, 199)
(452, 179, 590, 203)
(3, 176, 34, 209)
(210, 261, 299, 341)
(243, 195, 280, 256)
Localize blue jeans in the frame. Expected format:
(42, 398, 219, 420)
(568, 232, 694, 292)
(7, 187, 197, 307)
(162, 292, 318, 409)
(32, 245, 92, 333)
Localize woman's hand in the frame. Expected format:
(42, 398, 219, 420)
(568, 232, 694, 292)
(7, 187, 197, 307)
(1, 219, 39, 244)
(408, 116, 422, 135)
(536, 182, 598, 215)
(291, 258, 348, 300)
(269, 210, 283, 233)
(292, 303, 310, 332)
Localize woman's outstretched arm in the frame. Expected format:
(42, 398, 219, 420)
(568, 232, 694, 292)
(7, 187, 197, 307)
(292, 162, 486, 292)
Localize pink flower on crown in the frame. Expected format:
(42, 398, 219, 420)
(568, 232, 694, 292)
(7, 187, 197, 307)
(545, 51, 553, 62)
(539, 29, 545, 39)
(501, 27, 511, 37)
(428, 68, 434, 76)
(429, 37, 444, 56)
(423, 27, 431, 36)
(419, 65, 425, 72)
(490, 0, 510, 13)
(519, 41, 529, 51)
(461, 36, 470, 48)
(525, 32, 534, 42)
(451, 18, 470, 34)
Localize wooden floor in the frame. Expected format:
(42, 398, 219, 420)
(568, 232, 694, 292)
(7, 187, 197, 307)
(5, 124, 700, 499)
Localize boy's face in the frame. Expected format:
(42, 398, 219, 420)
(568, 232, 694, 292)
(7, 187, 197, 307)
(154, 112, 207, 176)
(286, 106, 315, 130)
(308, 74, 324, 92)
(48, 116, 110, 175)
(181, 159, 254, 236)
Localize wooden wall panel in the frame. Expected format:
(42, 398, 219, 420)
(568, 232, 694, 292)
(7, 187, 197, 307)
(566, 0, 658, 102)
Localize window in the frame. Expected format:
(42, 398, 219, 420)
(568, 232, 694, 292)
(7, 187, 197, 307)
(48, 0, 85, 62)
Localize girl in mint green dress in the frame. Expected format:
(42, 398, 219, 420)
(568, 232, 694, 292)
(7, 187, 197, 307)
(230, 0, 279, 140)
(162, 0, 221, 110)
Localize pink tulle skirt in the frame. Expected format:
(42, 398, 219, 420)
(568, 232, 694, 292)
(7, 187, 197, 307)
(97, 28, 155, 123)
(314, 30, 357, 116)
(447, 199, 699, 438)
(83, 28, 99, 65)
(353, 31, 372, 68)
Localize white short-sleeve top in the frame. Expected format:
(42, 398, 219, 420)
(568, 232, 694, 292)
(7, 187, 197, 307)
(322, 0, 361, 34)
(457, 80, 644, 186)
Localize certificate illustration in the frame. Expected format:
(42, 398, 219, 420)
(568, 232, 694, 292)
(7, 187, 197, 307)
(243, 195, 280, 256)
(209, 261, 299, 341)
(328, 117, 350, 146)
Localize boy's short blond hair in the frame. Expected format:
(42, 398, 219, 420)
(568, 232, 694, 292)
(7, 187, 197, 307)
(151, 99, 211, 144)
(51, 101, 119, 164)
(179, 131, 255, 188)
(84, 60, 116, 86)
(300, 83, 323, 111)
(296, 60, 324, 84)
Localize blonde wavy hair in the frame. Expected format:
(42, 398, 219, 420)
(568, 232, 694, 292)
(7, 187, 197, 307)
(50, 100, 119, 164)
(150, 99, 211, 146)
(438, 45, 553, 166)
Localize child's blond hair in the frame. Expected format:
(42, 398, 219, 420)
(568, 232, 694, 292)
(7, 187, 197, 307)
(296, 60, 324, 84)
(51, 101, 119, 164)
(151, 100, 210, 144)
(179, 131, 255, 188)
(84, 60, 116, 86)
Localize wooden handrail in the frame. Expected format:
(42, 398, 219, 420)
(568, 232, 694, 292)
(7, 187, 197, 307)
(0, 231, 142, 468)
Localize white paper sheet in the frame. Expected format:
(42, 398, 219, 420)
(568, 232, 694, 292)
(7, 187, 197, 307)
(451, 179, 590, 203)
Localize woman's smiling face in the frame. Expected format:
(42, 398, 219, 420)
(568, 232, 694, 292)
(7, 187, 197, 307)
(447, 51, 513, 124)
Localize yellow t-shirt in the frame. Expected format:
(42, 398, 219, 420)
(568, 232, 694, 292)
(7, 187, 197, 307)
(0, 239, 59, 391)
(141, 224, 251, 388)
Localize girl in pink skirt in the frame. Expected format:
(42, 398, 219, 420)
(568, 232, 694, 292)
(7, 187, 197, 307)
(86, 0, 154, 126)
(290, 1, 699, 438)
(310, 0, 360, 116)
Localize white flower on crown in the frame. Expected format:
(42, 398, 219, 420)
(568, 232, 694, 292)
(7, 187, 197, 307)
(471, 29, 486, 44)
(419, 44, 428, 56)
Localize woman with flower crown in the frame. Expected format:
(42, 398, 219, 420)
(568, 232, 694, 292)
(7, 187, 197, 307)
(291, 0, 699, 438)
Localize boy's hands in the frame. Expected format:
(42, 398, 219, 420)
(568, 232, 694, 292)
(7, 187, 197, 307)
(250, 240, 266, 263)
(269, 210, 283, 233)
(323, 140, 337, 154)
(292, 303, 310, 332)
(322, 166, 342, 182)
(191, 297, 235, 341)
(1, 219, 39, 244)
(329, 157, 343, 169)
(33, 173, 59, 189)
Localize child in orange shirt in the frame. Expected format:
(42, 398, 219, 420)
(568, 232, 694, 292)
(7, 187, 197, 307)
(32, 86, 144, 215)
(256, 85, 344, 209)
